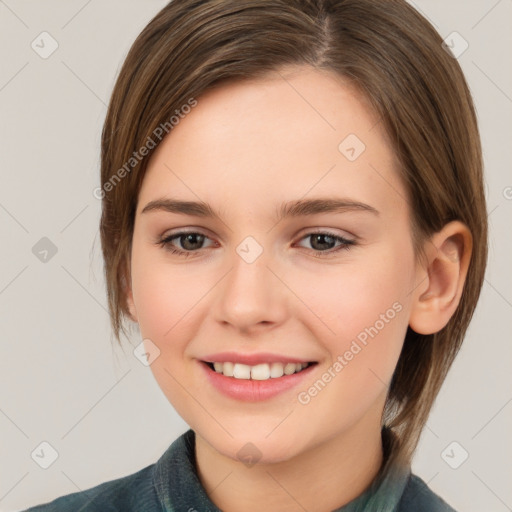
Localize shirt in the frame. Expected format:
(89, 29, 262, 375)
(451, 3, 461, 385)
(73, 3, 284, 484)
(23, 428, 457, 511)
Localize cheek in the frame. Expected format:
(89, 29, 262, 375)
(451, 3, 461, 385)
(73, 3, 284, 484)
(130, 242, 199, 345)
(290, 241, 413, 348)
(291, 284, 410, 441)
(130, 249, 207, 420)
(292, 236, 414, 398)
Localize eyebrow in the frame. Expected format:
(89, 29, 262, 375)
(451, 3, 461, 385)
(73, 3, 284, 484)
(140, 197, 379, 221)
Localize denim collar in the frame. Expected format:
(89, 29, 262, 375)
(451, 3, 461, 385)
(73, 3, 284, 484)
(153, 428, 411, 512)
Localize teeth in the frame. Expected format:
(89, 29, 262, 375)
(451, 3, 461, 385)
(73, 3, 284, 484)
(269, 362, 284, 378)
(210, 361, 310, 380)
(251, 363, 270, 380)
(222, 362, 234, 377)
(283, 362, 296, 375)
(233, 363, 251, 379)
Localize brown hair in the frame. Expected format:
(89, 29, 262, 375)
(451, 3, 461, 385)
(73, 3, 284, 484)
(99, 0, 487, 466)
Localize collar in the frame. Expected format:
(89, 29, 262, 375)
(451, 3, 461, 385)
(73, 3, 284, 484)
(153, 428, 411, 512)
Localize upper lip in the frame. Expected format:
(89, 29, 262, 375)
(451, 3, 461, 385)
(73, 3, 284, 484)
(201, 352, 316, 366)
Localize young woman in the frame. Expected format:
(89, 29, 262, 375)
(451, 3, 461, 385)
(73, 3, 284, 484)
(25, 0, 487, 510)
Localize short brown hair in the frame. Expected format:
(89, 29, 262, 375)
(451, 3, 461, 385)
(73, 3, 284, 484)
(99, 0, 487, 465)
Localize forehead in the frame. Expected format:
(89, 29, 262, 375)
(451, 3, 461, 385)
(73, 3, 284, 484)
(137, 66, 405, 218)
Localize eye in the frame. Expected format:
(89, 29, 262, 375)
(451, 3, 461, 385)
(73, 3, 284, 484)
(295, 231, 356, 257)
(157, 230, 356, 258)
(157, 231, 215, 258)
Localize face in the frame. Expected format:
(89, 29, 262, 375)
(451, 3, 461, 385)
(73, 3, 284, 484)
(126, 65, 420, 464)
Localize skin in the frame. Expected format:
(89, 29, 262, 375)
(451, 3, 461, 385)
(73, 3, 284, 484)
(125, 65, 472, 511)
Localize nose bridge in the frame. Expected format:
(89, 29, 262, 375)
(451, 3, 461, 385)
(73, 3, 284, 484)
(214, 234, 287, 329)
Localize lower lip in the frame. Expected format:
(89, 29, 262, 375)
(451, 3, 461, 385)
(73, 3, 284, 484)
(200, 361, 316, 402)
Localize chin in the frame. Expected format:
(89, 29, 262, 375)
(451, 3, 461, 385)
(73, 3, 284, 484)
(199, 424, 312, 466)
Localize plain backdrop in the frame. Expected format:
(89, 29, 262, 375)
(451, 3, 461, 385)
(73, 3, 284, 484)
(1, 1, 511, 511)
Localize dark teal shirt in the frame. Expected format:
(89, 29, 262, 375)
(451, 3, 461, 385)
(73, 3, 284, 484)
(23, 429, 457, 511)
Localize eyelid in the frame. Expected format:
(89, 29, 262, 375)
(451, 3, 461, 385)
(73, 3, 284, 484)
(295, 226, 356, 242)
(158, 229, 218, 248)
(159, 225, 356, 241)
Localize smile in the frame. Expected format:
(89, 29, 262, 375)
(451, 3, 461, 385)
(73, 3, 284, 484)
(200, 358, 318, 401)
(205, 361, 313, 380)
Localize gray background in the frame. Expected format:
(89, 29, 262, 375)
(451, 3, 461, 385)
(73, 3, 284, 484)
(1, 1, 511, 511)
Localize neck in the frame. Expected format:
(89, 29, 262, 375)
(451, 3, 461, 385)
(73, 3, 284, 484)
(194, 412, 385, 512)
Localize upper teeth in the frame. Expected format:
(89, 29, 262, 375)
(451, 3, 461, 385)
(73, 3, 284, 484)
(212, 362, 308, 380)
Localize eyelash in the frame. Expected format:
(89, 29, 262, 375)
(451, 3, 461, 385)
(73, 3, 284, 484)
(156, 230, 356, 259)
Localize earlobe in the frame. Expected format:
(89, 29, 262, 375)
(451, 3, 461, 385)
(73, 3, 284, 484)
(409, 221, 472, 335)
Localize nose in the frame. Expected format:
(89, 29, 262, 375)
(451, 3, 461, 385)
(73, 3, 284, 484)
(213, 242, 289, 334)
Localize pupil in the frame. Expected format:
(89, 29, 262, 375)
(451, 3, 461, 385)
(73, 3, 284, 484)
(312, 234, 334, 250)
(182, 233, 203, 250)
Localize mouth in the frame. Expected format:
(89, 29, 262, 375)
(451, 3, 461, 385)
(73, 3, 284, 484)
(202, 360, 317, 380)
(198, 352, 319, 401)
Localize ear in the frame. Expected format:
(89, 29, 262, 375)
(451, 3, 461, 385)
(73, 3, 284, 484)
(409, 221, 473, 335)
(122, 253, 138, 323)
